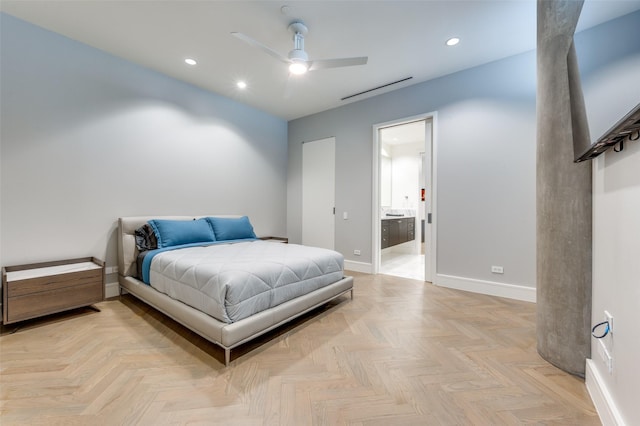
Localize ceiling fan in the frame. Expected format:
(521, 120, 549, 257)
(231, 20, 368, 75)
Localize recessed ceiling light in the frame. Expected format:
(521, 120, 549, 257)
(236, 81, 247, 89)
(446, 37, 460, 46)
(184, 58, 197, 65)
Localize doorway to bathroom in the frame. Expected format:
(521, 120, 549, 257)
(372, 113, 436, 282)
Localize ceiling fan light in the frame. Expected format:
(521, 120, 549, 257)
(289, 61, 308, 75)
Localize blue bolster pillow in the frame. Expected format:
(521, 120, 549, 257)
(206, 216, 256, 241)
(148, 218, 216, 248)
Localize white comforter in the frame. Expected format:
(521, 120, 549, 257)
(149, 241, 344, 323)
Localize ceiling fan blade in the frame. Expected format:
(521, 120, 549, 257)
(231, 32, 291, 64)
(283, 74, 295, 99)
(308, 56, 368, 71)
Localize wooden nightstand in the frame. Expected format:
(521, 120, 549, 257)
(2, 257, 105, 325)
(259, 236, 289, 243)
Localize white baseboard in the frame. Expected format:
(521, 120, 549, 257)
(105, 281, 120, 299)
(341, 266, 535, 303)
(344, 260, 373, 274)
(586, 358, 624, 426)
(435, 274, 536, 303)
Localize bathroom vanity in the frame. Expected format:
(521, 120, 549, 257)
(381, 216, 415, 249)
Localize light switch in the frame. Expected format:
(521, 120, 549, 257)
(343, 212, 348, 220)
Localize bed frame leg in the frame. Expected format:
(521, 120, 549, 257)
(225, 348, 230, 366)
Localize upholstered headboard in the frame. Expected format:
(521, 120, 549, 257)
(117, 215, 241, 279)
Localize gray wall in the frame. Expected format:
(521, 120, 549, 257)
(288, 48, 537, 290)
(577, 11, 640, 425)
(0, 14, 287, 275)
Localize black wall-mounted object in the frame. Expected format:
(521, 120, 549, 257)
(575, 103, 640, 162)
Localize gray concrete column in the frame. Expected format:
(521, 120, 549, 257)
(536, 0, 592, 377)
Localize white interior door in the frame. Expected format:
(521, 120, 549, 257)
(423, 120, 433, 282)
(302, 137, 335, 249)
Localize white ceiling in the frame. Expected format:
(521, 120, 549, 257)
(2, 0, 639, 121)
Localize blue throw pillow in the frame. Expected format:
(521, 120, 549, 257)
(207, 216, 256, 241)
(148, 218, 216, 248)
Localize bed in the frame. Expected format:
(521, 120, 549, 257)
(117, 215, 353, 366)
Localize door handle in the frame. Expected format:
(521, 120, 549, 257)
(428, 213, 432, 224)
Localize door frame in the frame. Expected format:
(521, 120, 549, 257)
(372, 112, 438, 283)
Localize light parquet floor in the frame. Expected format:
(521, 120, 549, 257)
(0, 272, 599, 425)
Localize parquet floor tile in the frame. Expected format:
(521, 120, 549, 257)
(0, 272, 600, 425)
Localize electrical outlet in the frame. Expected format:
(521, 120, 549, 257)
(491, 265, 504, 274)
(604, 310, 613, 334)
(353, 250, 361, 256)
(598, 340, 614, 374)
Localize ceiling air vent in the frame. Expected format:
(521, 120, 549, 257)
(341, 77, 413, 101)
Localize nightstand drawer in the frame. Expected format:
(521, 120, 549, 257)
(6, 281, 104, 324)
(7, 269, 102, 297)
